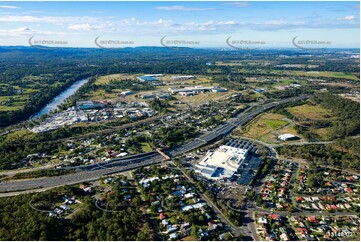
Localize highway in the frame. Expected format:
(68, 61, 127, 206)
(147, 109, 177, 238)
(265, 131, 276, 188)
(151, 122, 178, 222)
(0, 154, 162, 193)
(0, 95, 309, 193)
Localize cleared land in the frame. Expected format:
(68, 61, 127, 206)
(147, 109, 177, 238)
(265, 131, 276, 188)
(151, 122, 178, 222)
(287, 103, 339, 141)
(287, 104, 331, 120)
(233, 113, 299, 143)
(290, 71, 359, 81)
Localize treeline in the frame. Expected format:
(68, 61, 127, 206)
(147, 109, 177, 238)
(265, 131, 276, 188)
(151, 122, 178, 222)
(212, 75, 245, 90)
(314, 93, 360, 139)
(276, 141, 359, 170)
(154, 126, 197, 147)
(148, 98, 170, 113)
(264, 87, 313, 99)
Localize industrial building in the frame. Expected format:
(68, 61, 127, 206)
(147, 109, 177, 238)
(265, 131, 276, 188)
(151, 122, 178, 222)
(170, 75, 197, 81)
(77, 100, 106, 110)
(168, 85, 227, 95)
(137, 75, 160, 82)
(278, 133, 299, 141)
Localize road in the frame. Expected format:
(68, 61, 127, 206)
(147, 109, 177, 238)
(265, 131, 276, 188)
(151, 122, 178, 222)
(0, 95, 309, 193)
(0, 154, 162, 193)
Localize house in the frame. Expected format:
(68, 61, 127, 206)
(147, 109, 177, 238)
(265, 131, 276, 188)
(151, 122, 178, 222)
(166, 225, 178, 234)
(54, 208, 63, 214)
(345, 176, 355, 182)
(199, 230, 209, 238)
(162, 219, 169, 226)
(219, 232, 232, 240)
(169, 232, 179, 240)
(344, 203, 352, 209)
(280, 233, 290, 241)
(305, 234, 316, 241)
(298, 227, 308, 235)
(208, 221, 218, 231)
(60, 204, 70, 211)
(270, 213, 280, 220)
(258, 217, 268, 224)
(84, 186, 93, 193)
(104, 177, 113, 184)
(159, 213, 167, 220)
(307, 216, 319, 223)
(328, 204, 338, 210)
(345, 187, 353, 193)
(184, 193, 195, 199)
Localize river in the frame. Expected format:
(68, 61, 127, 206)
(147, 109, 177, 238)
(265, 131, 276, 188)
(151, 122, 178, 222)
(32, 78, 89, 118)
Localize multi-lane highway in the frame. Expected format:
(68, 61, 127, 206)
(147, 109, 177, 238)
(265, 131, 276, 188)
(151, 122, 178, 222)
(0, 154, 162, 193)
(0, 95, 309, 193)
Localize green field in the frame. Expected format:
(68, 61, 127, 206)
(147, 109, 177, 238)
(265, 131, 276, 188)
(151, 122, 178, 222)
(291, 71, 359, 81)
(233, 113, 296, 143)
(140, 142, 153, 152)
(263, 119, 288, 129)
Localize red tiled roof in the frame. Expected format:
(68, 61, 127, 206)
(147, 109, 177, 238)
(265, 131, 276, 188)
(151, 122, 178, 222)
(345, 187, 353, 193)
(307, 216, 318, 223)
(298, 228, 308, 234)
(159, 213, 166, 219)
(270, 214, 280, 220)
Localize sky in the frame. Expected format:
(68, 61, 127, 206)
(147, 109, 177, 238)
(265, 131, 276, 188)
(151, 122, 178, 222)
(0, 1, 359, 48)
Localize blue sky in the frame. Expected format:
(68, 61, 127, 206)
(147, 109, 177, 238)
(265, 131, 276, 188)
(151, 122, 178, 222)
(0, 1, 359, 48)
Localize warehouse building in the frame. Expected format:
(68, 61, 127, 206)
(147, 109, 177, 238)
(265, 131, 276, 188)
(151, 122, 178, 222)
(278, 133, 299, 141)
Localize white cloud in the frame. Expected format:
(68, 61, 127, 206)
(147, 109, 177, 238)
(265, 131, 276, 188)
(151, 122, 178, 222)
(337, 15, 356, 21)
(138, 18, 173, 27)
(0, 27, 35, 37)
(68, 23, 92, 30)
(156, 5, 213, 11)
(0, 27, 62, 37)
(68, 21, 115, 31)
(224, 2, 249, 8)
(0, 15, 99, 24)
(0, 5, 20, 9)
